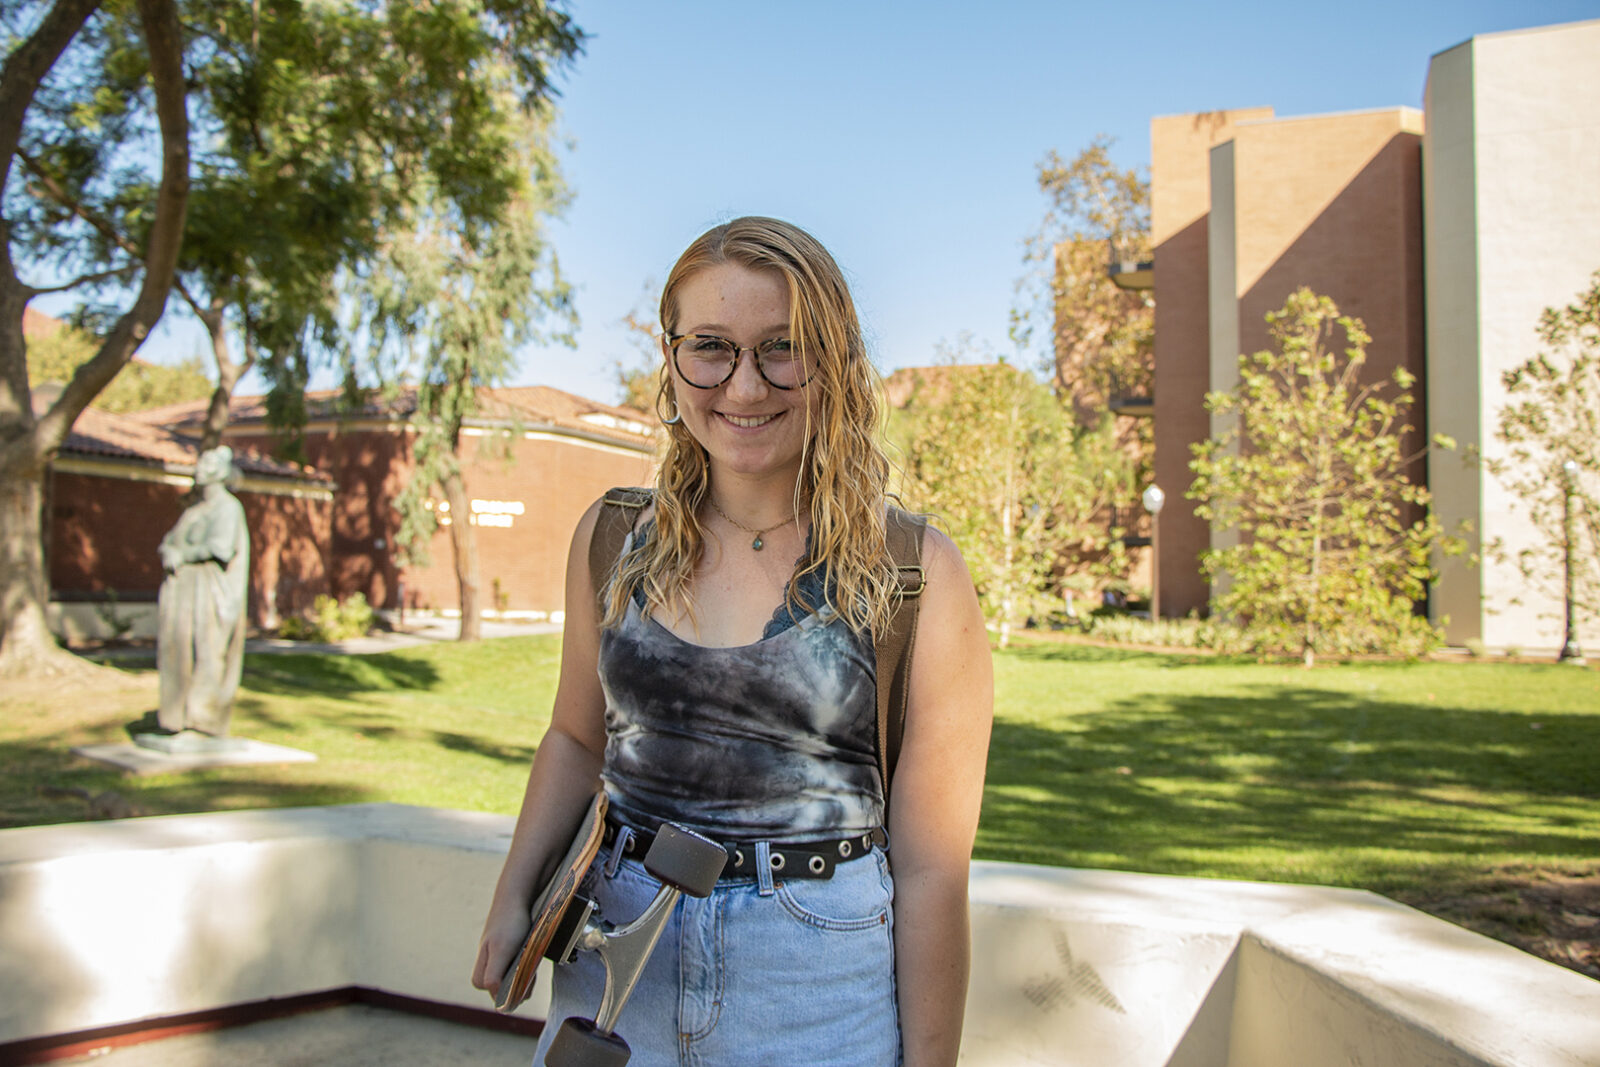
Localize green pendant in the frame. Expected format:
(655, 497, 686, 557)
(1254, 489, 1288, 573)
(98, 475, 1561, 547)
(751, 536, 764, 551)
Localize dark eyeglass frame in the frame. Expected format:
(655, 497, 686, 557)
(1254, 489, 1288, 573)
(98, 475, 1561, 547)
(666, 333, 812, 391)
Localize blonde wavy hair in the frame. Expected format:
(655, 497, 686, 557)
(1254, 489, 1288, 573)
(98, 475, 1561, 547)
(601, 216, 897, 636)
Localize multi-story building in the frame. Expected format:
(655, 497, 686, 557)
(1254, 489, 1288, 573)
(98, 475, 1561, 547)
(147, 385, 658, 627)
(1128, 18, 1598, 652)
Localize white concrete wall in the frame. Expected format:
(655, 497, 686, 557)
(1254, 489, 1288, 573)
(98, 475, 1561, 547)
(1206, 139, 1241, 579)
(3, 807, 1599, 1065)
(46, 601, 160, 643)
(1425, 19, 1600, 653)
(1424, 32, 1484, 648)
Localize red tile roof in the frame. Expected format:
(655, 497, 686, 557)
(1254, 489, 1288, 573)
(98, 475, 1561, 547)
(136, 384, 658, 448)
(37, 389, 329, 483)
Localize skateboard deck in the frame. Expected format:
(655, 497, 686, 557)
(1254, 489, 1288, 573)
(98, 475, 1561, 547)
(496, 789, 608, 1013)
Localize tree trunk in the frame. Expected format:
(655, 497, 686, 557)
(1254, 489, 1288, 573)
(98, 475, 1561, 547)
(442, 467, 481, 641)
(0, 0, 190, 677)
(0, 462, 81, 675)
(197, 297, 244, 452)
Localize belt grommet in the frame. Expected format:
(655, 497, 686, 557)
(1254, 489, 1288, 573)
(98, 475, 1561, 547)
(770, 852, 786, 871)
(733, 849, 745, 869)
(809, 855, 827, 875)
(838, 840, 852, 859)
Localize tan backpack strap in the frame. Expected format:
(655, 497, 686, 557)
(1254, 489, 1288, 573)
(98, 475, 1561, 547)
(588, 487, 653, 607)
(876, 507, 927, 812)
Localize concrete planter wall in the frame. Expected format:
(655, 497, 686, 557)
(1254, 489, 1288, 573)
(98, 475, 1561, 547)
(1, 805, 1596, 1065)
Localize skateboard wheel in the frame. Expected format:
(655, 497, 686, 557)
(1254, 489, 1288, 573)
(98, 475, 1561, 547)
(546, 1017, 631, 1067)
(643, 823, 728, 897)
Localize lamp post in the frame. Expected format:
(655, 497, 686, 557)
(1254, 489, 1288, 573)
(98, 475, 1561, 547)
(1559, 459, 1585, 665)
(1142, 484, 1165, 622)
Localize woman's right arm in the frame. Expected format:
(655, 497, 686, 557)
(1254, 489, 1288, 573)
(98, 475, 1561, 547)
(471, 498, 612, 999)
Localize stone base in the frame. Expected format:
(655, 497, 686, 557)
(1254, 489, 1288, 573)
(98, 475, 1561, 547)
(132, 730, 249, 755)
(71, 738, 318, 776)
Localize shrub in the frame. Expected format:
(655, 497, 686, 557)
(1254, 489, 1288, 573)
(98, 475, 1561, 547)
(278, 593, 374, 643)
(1082, 610, 1443, 660)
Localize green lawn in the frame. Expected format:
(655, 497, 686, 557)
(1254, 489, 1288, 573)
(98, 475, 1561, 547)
(981, 637, 1600, 896)
(3, 633, 1598, 971)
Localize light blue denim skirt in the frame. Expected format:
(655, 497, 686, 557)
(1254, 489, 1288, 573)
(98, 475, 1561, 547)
(533, 841, 901, 1067)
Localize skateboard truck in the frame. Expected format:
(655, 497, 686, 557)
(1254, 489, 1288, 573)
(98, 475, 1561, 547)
(542, 822, 728, 1067)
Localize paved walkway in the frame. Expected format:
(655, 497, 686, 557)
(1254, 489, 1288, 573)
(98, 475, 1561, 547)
(51, 1004, 540, 1066)
(85, 615, 561, 663)
(245, 615, 561, 655)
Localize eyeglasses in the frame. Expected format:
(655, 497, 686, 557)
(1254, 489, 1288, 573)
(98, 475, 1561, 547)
(667, 333, 813, 390)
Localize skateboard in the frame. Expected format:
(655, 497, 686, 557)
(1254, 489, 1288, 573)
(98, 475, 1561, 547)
(496, 790, 728, 1067)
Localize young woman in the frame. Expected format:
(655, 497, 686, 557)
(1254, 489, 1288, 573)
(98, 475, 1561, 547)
(472, 217, 992, 1066)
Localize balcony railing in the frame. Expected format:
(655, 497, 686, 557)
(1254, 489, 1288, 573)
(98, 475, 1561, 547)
(1107, 238, 1153, 291)
(1108, 393, 1154, 417)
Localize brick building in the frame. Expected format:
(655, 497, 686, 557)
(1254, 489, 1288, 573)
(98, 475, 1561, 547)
(144, 385, 658, 624)
(42, 391, 334, 642)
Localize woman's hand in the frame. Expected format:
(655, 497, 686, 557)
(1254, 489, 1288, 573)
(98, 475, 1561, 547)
(471, 892, 533, 998)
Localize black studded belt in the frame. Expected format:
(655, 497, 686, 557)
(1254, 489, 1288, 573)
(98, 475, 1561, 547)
(602, 815, 887, 881)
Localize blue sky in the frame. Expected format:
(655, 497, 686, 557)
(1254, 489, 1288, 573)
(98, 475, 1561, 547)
(84, 0, 1600, 407)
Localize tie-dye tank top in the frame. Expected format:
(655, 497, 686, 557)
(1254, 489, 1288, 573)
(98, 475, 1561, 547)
(597, 524, 884, 843)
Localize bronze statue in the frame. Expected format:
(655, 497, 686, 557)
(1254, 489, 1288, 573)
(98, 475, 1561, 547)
(154, 446, 249, 737)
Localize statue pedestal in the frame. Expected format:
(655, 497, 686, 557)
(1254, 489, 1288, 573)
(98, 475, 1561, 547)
(133, 730, 249, 756)
(73, 736, 317, 776)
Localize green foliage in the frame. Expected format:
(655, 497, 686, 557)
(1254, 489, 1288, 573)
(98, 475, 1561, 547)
(1189, 289, 1458, 666)
(1489, 271, 1600, 629)
(373, 122, 576, 581)
(13, 0, 584, 450)
(899, 352, 1136, 645)
(1079, 612, 1245, 653)
(278, 593, 374, 643)
(28, 322, 210, 412)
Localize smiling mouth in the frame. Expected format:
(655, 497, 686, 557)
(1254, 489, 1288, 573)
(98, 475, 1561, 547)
(720, 412, 779, 429)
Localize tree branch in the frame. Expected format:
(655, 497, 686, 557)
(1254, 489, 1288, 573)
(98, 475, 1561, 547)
(0, 0, 102, 195)
(16, 146, 208, 320)
(32, 0, 190, 460)
(25, 264, 141, 295)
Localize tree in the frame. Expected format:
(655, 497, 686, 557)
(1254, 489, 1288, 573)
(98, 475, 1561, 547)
(1, 0, 190, 678)
(1012, 134, 1153, 419)
(1188, 289, 1456, 666)
(365, 123, 575, 642)
(23, 0, 582, 454)
(898, 348, 1136, 647)
(1489, 271, 1600, 635)
(3, 0, 583, 669)
(1010, 135, 1155, 595)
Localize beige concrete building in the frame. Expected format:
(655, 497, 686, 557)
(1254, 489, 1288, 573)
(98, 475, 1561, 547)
(1139, 18, 1598, 651)
(1424, 19, 1600, 652)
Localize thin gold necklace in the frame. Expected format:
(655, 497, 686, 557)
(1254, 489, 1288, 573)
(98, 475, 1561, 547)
(708, 499, 798, 552)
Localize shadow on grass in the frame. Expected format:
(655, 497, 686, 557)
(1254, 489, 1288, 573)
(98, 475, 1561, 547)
(979, 684, 1600, 886)
(430, 731, 538, 765)
(240, 651, 442, 694)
